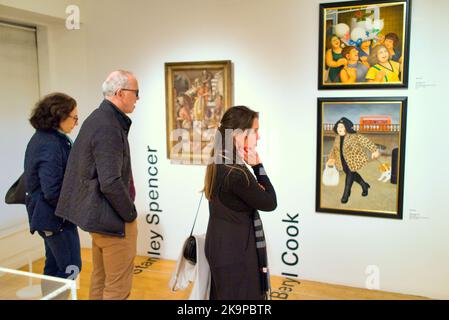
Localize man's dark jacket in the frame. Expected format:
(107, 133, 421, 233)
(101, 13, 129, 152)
(24, 129, 73, 233)
(55, 100, 137, 237)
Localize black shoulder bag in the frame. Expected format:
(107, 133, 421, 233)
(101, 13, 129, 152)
(5, 173, 26, 205)
(183, 192, 204, 265)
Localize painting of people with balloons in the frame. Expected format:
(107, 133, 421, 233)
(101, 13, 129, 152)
(318, 0, 411, 89)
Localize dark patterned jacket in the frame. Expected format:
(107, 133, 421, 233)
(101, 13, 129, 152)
(55, 100, 137, 237)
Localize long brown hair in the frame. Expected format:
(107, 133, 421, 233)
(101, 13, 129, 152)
(368, 44, 389, 66)
(204, 106, 259, 200)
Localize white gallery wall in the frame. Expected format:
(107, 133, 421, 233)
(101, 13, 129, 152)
(0, 0, 88, 268)
(0, 0, 448, 299)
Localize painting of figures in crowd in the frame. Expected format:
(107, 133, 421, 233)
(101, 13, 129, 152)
(316, 97, 407, 219)
(165, 60, 232, 164)
(318, 0, 411, 89)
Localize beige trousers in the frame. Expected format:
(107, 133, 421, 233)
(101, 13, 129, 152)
(89, 220, 138, 300)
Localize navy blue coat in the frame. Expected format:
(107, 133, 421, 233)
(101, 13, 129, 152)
(24, 129, 72, 233)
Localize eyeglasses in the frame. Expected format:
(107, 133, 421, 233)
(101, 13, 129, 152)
(121, 88, 139, 98)
(68, 115, 79, 123)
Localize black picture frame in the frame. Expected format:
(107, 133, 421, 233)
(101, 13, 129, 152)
(318, 0, 411, 90)
(316, 97, 407, 219)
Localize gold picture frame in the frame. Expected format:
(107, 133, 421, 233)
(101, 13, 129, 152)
(165, 60, 233, 165)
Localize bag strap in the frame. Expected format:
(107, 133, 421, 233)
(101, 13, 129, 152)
(189, 192, 204, 236)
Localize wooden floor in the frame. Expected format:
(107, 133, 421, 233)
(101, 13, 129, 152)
(21, 248, 428, 300)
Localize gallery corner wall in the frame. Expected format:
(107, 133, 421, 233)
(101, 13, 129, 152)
(0, 0, 448, 299)
(0, 0, 88, 268)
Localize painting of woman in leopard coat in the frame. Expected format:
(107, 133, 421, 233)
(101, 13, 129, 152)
(327, 117, 380, 204)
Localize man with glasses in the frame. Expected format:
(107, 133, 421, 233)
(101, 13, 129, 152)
(56, 70, 140, 300)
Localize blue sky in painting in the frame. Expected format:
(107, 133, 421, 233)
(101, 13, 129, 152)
(323, 103, 401, 124)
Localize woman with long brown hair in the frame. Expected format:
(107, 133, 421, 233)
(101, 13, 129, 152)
(204, 106, 277, 300)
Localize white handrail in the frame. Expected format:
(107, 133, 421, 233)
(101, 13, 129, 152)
(0, 267, 77, 300)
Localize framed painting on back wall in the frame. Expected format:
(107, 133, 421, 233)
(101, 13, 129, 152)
(316, 97, 407, 219)
(165, 60, 233, 165)
(318, 0, 411, 89)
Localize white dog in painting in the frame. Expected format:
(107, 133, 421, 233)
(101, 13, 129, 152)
(378, 163, 391, 183)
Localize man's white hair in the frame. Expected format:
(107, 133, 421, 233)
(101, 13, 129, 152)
(102, 70, 134, 97)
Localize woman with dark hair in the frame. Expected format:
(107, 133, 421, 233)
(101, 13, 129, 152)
(204, 106, 277, 300)
(384, 32, 402, 63)
(339, 46, 368, 83)
(327, 117, 380, 204)
(325, 35, 346, 83)
(24, 93, 82, 281)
